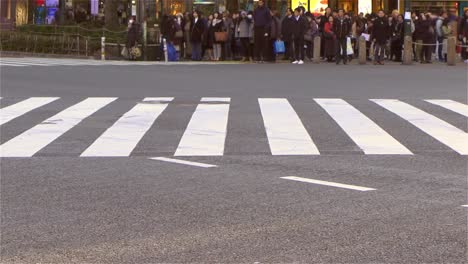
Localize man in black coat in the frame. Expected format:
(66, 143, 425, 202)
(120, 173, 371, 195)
(281, 8, 294, 61)
(333, 9, 352, 64)
(291, 7, 308, 64)
(371, 10, 389, 65)
(190, 10, 205, 61)
(253, 0, 272, 62)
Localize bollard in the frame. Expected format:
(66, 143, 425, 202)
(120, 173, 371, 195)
(403, 36, 413, 65)
(163, 38, 168, 63)
(359, 36, 366, 64)
(313, 36, 321, 63)
(101, 37, 105, 60)
(447, 36, 456, 66)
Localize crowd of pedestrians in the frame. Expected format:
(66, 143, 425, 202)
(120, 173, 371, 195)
(154, 0, 468, 64)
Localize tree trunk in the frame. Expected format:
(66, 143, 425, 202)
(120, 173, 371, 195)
(104, 0, 118, 29)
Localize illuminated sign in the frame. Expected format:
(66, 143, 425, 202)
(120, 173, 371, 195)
(291, 0, 328, 14)
(358, 0, 372, 14)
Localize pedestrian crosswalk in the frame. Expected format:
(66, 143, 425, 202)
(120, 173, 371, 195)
(0, 97, 467, 157)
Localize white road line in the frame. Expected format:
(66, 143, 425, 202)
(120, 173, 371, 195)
(0, 63, 28, 67)
(372, 99, 468, 155)
(175, 97, 230, 156)
(81, 97, 173, 157)
(0, 59, 100, 66)
(259, 98, 319, 155)
(0, 97, 59, 126)
(315, 98, 412, 155)
(0, 61, 53, 66)
(149, 157, 218, 168)
(462, 205, 468, 207)
(425, 100, 468, 117)
(280, 176, 376, 191)
(0, 97, 116, 157)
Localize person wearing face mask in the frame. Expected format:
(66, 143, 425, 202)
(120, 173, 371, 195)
(236, 11, 254, 62)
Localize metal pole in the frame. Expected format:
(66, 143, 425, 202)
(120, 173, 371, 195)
(402, 0, 412, 65)
(101, 36, 106, 60)
(163, 38, 168, 62)
(143, 20, 147, 61)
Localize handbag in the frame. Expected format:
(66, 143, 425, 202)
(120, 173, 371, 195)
(175, 30, 183, 38)
(167, 42, 178, 61)
(215, 31, 228, 42)
(346, 37, 354, 55)
(274, 40, 285, 54)
(121, 47, 129, 57)
(130, 46, 142, 58)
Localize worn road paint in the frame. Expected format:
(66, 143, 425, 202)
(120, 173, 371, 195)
(149, 157, 218, 168)
(280, 176, 376, 191)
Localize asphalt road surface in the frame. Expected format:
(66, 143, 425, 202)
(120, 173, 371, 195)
(1, 58, 467, 263)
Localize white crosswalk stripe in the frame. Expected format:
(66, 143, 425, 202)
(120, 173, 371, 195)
(315, 99, 412, 155)
(0, 97, 466, 157)
(372, 99, 468, 155)
(259, 98, 319, 155)
(425, 100, 468, 117)
(0, 97, 116, 157)
(0, 97, 59, 125)
(175, 98, 230, 156)
(81, 97, 173, 157)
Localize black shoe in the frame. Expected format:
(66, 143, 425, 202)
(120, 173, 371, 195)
(343, 61, 348, 65)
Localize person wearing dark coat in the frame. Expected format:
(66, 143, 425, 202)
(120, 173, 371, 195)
(268, 10, 281, 62)
(253, 0, 272, 62)
(323, 16, 336, 62)
(190, 10, 205, 61)
(391, 15, 404, 62)
(319, 7, 333, 58)
(126, 16, 140, 49)
(333, 9, 352, 64)
(291, 8, 308, 64)
(419, 14, 435, 63)
(370, 10, 389, 65)
(281, 8, 294, 60)
(458, 10, 468, 63)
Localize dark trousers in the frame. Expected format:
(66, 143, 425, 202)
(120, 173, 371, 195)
(335, 37, 347, 63)
(422, 45, 432, 62)
(268, 39, 277, 62)
(437, 37, 444, 61)
(284, 41, 292, 60)
(391, 39, 402, 61)
(254, 26, 267, 61)
(293, 37, 304, 61)
(462, 39, 468, 60)
(305, 40, 313, 59)
(191, 41, 202, 61)
(240, 38, 251, 58)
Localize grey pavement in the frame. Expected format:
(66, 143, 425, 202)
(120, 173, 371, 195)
(0, 60, 467, 263)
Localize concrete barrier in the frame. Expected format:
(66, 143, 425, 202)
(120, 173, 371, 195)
(313, 36, 321, 63)
(447, 37, 456, 66)
(403, 36, 412, 65)
(359, 36, 366, 65)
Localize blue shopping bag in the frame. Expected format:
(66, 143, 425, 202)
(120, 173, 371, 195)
(274, 40, 285, 54)
(167, 42, 178, 61)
